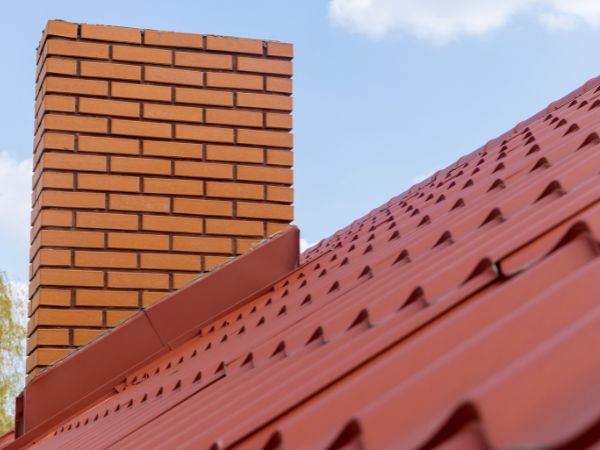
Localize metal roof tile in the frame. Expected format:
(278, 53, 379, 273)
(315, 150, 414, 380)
(7, 75, 600, 450)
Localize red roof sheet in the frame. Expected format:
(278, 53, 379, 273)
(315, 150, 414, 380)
(0, 432, 13, 448)
(8, 76, 600, 449)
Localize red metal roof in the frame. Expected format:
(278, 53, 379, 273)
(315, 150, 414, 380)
(0, 432, 14, 448)
(8, 75, 600, 449)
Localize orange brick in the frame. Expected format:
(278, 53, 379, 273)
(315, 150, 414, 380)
(109, 193, 170, 213)
(237, 92, 292, 111)
(76, 290, 138, 307)
(36, 308, 103, 326)
(112, 119, 171, 139)
(37, 132, 76, 152)
(34, 210, 73, 229)
(25, 347, 73, 372)
(142, 215, 203, 233)
(237, 165, 293, 184)
(76, 211, 138, 230)
(112, 45, 171, 64)
(172, 235, 232, 253)
(39, 190, 106, 209)
(238, 57, 292, 76)
(27, 348, 73, 371)
(206, 36, 263, 54)
(145, 66, 203, 87)
(106, 309, 138, 326)
(35, 171, 74, 192)
(205, 255, 231, 270)
(175, 51, 232, 70)
(80, 61, 141, 81)
(45, 20, 78, 39)
(30, 209, 73, 241)
(38, 58, 78, 80)
(78, 173, 139, 192)
(42, 114, 102, 140)
(143, 103, 202, 122)
(141, 253, 200, 271)
(39, 268, 104, 287)
(143, 140, 202, 159)
(206, 181, 264, 200)
(142, 291, 167, 306)
(267, 149, 293, 166)
(37, 146, 85, 175)
(43, 114, 108, 134)
(266, 222, 289, 235)
(266, 113, 292, 129)
(144, 30, 203, 49)
(206, 218, 263, 236)
(174, 160, 233, 179)
(237, 202, 293, 220)
(112, 82, 171, 102)
(267, 185, 294, 203)
(28, 328, 69, 351)
(73, 329, 105, 346)
(111, 156, 171, 175)
(108, 271, 169, 289)
(81, 24, 141, 44)
(75, 250, 137, 269)
(38, 95, 76, 115)
(79, 98, 140, 118)
(44, 76, 108, 96)
(173, 273, 198, 288)
(108, 232, 169, 250)
(266, 76, 292, 94)
(38, 58, 77, 81)
(45, 39, 109, 59)
(78, 135, 139, 155)
(37, 249, 71, 267)
(75, 251, 137, 269)
(28, 231, 46, 256)
(237, 238, 261, 253)
(205, 109, 262, 127)
(175, 87, 233, 107)
(144, 177, 203, 196)
(237, 129, 292, 148)
(206, 72, 263, 91)
(30, 288, 71, 309)
(175, 124, 233, 143)
(173, 198, 232, 216)
(206, 145, 263, 163)
(267, 41, 293, 57)
(40, 230, 104, 249)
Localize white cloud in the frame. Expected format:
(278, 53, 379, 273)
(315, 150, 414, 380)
(329, 0, 600, 42)
(0, 152, 32, 242)
(300, 238, 317, 253)
(0, 152, 32, 281)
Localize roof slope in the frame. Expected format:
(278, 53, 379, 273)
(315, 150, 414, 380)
(14, 77, 600, 449)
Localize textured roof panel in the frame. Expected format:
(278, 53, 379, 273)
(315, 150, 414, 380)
(12, 76, 600, 449)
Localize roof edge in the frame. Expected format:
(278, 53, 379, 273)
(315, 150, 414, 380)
(11, 226, 299, 447)
(302, 74, 600, 261)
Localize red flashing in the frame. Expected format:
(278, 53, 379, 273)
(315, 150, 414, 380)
(11, 227, 298, 447)
(146, 226, 299, 349)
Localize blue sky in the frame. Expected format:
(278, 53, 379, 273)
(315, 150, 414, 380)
(2, 0, 600, 284)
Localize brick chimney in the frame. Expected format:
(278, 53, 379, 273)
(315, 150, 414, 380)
(28, 20, 293, 380)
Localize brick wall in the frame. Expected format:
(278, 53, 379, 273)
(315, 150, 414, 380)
(28, 20, 293, 379)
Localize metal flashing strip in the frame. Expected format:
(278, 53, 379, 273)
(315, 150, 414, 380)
(10, 227, 298, 448)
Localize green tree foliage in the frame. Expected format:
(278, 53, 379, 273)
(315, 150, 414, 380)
(0, 274, 26, 434)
